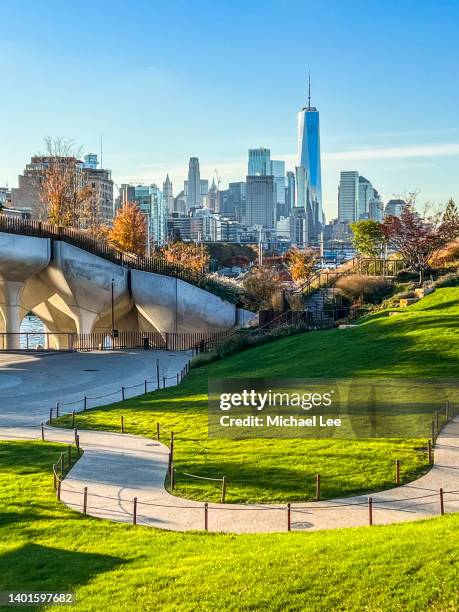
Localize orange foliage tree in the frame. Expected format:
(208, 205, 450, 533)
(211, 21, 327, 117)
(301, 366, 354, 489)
(286, 247, 317, 284)
(109, 202, 147, 256)
(162, 241, 210, 272)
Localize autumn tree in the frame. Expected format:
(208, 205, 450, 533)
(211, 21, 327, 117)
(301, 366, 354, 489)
(242, 266, 285, 309)
(286, 247, 317, 285)
(350, 220, 386, 258)
(38, 137, 93, 227)
(162, 241, 210, 272)
(108, 202, 147, 256)
(382, 195, 459, 284)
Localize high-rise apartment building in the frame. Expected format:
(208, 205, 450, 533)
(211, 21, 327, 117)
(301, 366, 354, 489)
(83, 159, 114, 226)
(338, 171, 359, 223)
(248, 148, 271, 176)
(271, 160, 285, 220)
(207, 179, 218, 212)
(246, 175, 275, 228)
(297, 76, 323, 231)
(11, 156, 84, 218)
(186, 157, 201, 209)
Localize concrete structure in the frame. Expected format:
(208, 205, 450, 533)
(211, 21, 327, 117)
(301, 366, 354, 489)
(0, 231, 253, 345)
(338, 171, 359, 223)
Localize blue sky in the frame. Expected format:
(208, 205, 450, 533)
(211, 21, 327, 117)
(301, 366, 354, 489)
(1, 0, 458, 219)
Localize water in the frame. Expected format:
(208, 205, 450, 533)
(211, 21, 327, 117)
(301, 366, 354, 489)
(19, 314, 45, 349)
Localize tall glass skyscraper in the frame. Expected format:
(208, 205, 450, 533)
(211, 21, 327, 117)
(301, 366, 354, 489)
(248, 148, 271, 176)
(297, 77, 323, 233)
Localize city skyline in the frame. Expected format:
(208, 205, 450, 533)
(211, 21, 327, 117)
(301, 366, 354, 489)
(1, 1, 458, 219)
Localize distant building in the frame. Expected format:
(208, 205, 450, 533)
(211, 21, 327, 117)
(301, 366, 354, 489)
(186, 157, 201, 209)
(246, 175, 275, 229)
(286, 171, 295, 216)
(338, 171, 359, 223)
(271, 160, 286, 220)
(207, 179, 218, 212)
(83, 153, 98, 169)
(0, 187, 11, 208)
(163, 175, 174, 213)
(297, 75, 323, 232)
(290, 206, 308, 248)
(228, 181, 246, 222)
(83, 159, 114, 226)
(385, 199, 406, 218)
(11, 156, 84, 218)
(248, 148, 271, 176)
(358, 175, 383, 221)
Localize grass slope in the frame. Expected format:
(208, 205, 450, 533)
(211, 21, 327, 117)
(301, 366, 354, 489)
(0, 441, 458, 612)
(53, 288, 459, 503)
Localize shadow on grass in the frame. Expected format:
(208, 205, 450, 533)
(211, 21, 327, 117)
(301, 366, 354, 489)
(0, 542, 125, 605)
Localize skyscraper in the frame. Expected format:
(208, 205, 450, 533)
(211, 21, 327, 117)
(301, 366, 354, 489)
(358, 175, 384, 221)
(248, 148, 271, 176)
(187, 157, 201, 209)
(297, 75, 323, 233)
(271, 160, 285, 220)
(246, 175, 275, 228)
(163, 174, 174, 213)
(338, 171, 359, 223)
(286, 171, 296, 216)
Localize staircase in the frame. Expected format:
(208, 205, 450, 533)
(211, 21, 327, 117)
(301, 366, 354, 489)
(304, 287, 336, 327)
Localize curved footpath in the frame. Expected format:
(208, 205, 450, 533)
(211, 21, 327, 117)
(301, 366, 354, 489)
(0, 417, 458, 533)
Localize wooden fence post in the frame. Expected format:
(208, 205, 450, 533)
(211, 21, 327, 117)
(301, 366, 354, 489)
(287, 502, 291, 532)
(221, 476, 226, 503)
(76, 434, 80, 456)
(177, 373, 179, 385)
(121, 386, 125, 401)
(436, 410, 439, 432)
(440, 488, 444, 516)
(60, 453, 64, 476)
(121, 415, 125, 434)
(163, 376, 166, 389)
(57, 479, 61, 500)
(315, 473, 321, 501)
(72, 411, 75, 429)
(171, 465, 175, 490)
(41, 423, 45, 442)
(204, 502, 208, 531)
(157, 422, 160, 441)
(445, 400, 449, 421)
(56, 402, 60, 418)
(84, 396, 87, 411)
(368, 497, 373, 526)
(156, 359, 160, 389)
(49, 407, 53, 424)
(428, 439, 433, 465)
(133, 497, 137, 525)
(169, 432, 174, 476)
(67, 445, 72, 467)
(431, 420, 435, 445)
(83, 487, 88, 514)
(53, 466, 57, 491)
(144, 380, 148, 394)
(395, 460, 400, 485)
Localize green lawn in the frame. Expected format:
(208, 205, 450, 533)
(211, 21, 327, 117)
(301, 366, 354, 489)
(52, 288, 459, 503)
(0, 441, 458, 612)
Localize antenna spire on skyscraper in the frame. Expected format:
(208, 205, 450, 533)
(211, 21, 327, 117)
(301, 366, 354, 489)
(308, 71, 311, 109)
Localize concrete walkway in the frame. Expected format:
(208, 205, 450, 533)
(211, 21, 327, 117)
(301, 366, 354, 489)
(1, 416, 458, 533)
(0, 350, 191, 426)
